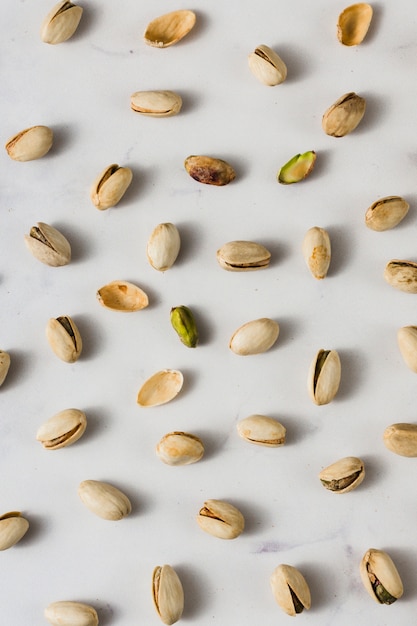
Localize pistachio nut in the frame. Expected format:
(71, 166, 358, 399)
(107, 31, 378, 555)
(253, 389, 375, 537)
(137, 369, 184, 407)
(36, 408, 87, 450)
(5, 125, 53, 161)
(397, 326, 417, 372)
(46, 316, 82, 363)
(237, 414, 286, 447)
(170, 305, 199, 348)
(197, 499, 244, 539)
(384, 260, 417, 293)
(90, 163, 133, 210)
(365, 196, 409, 231)
(24, 222, 71, 267)
(184, 155, 236, 186)
(41, 1, 83, 45)
(319, 456, 365, 493)
(0, 511, 29, 551)
(152, 564, 184, 625)
(96, 280, 149, 311)
(270, 564, 311, 616)
(0, 351, 11, 387)
(229, 318, 279, 355)
(277, 151, 316, 184)
(78, 479, 132, 520)
(302, 226, 331, 279)
(360, 548, 403, 604)
(308, 348, 341, 405)
(156, 431, 204, 465)
(44, 601, 98, 626)
(216, 240, 271, 271)
(383, 423, 417, 457)
(322, 92, 366, 137)
(337, 3, 373, 46)
(248, 44, 287, 86)
(144, 9, 196, 48)
(131, 90, 182, 117)
(147, 223, 181, 272)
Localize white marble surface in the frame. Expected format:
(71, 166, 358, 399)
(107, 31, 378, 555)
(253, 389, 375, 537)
(1, 1, 417, 624)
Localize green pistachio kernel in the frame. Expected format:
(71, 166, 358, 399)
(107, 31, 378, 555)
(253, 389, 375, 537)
(170, 305, 199, 348)
(277, 150, 316, 184)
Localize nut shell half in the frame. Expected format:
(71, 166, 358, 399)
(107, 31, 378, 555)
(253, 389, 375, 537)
(97, 280, 149, 311)
(337, 3, 373, 46)
(144, 10, 196, 48)
(137, 370, 184, 407)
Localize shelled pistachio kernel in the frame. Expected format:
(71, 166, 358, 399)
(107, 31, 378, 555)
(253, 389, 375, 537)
(308, 348, 341, 405)
(270, 564, 311, 616)
(384, 260, 417, 293)
(5, 125, 53, 161)
(46, 316, 82, 363)
(97, 280, 149, 311)
(229, 318, 279, 355)
(36, 408, 87, 450)
(44, 601, 98, 626)
(197, 499, 244, 539)
(277, 150, 316, 184)
(144, 9, 196, 48)
(216, 240, 271, 271)
(248, 44, 287, 86)
(365, 196, 409, 231)
(237, 414, 286, 447)
(152, 564, 184, 625)
(24, 222, 71, 267)
(337, 3, 373, 46)
(41, 1, 83, 45)
(184, 155, 236, 186)
(0, 512, 29, 551)
(360, 548, 403, 604)
(398, 326, 417, 372)
(137, 370, 183, 407)
(78, 479, 131, 520)
(90, 163, 132, 210)
(147, 223, 181, 272)
(319, 456, 365, 493)
(131, 90, 182, 117)
(322, 92, 366, 137)
(0, 351, 11, 387)
(170, 306, 199, 348)
(383, 423, 417, 457)
(156, 431, 204, 465)
(302, 226, 331, 279)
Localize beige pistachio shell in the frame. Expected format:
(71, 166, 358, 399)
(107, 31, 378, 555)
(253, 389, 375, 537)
(36, 408, 87, 450)
(0, 512, 29, 551)
(398, 326, 417, 372)
(384, 260, 417, 293)
(147, 223, 181, 271)
(41, 1, 83, 45)
(131, 90, 182, 117)
(137, 369, 183, 407)
(217, 240, 271, 271)
(0, 351, 11, 387)
(383, 423, 417, 457)
(322, 92, 366, 137)
(46, 316, 82, 363)
(152, 564, 184, 625)
(319, 456, 365, 493)
(184, 155, 236, 186)
(97, 280, 149, 311)
(144, 10, 196, 48)
(360, 548, 403, 604)
(24, 222, 71, 267)
(229, 318, 279, 355)
(308, 349, 341, 405)
(44, 601, 98, 626)
(5, 125, 53, 161)
(90, 164, 133, 210)
(248, 44, 287, 86)
(337, 3, 373, 46)
(270, 564, 311, 616)
(78, 480, 131, 520)
(237, 414, 286, 447)
(197, 499, 244, 539)
(156, 431, 204, 466)
(365, 196, 409, 231)
(302, 226, 331, 279)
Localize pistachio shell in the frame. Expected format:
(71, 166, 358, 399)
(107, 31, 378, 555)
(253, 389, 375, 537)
(302, 226, 331, 279)
(0, 351, 11, 387)
(41, 1, 83, 45)
(147, 223, 181, 271)
(36, 408, 87, 450)
(0, 512, 29, 551)
(308, 349, 341, 405)
(229, 318, 279, 355)
(270, 564, 311, 616)
(90, 164, 133, 210)
(184, 155, 236, 186)
(130, 90, 182, 117)
(170, 306, 199, 348)
(197, 499, 244, 539)
(5, 125, 53, 161)
(248, 44, 287, 86)
(78, 480, 132, 520)
(384, 260, 417, 293)
(397, 326, 417, 372)
(337, 3, 373, 46)
(365, 196, 409, 231)
(322, 92, 366, 137)
(360, 548, 403, 604)
(44, 601, 98, 626)
(156, 431, 204, 465)
(383, 423, 417, 457)
(277, 151, 316, 184)
(319, 456, 365, 493)
(237, 415, 286, 447)
(152, 565, 184, 625)
(144, 10, 196, 48)
(137, 369, 183, 407)
(46, 316, 82, 363)
(24, 222, 71, 267)
(216, 240, 271, 271)
(97, 280, 149, 311)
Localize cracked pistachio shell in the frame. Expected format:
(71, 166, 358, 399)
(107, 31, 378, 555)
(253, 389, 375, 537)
(144, 10, 196, 48)
(277, 151, 316, 184)
(0, 351, 11, 387)
(44, 601, 98, 626)
(90, 164, 133, 210)
(147, 223, 181, 271)
(137, 369, 183, 407)
(319, 456, 365, 493)
(5, 125, 53, 161)
(97, 280, 149, 311)
(36, 408, 87, 450)
(248, 44, 287, 86)
(156, 431, 204, 465)
(25, 222, 71, 267)
(302, 226, 331, 279)
(78, 480, 131, 520)
(229, 318, 279, 355)
(41, 1, 83, 45)
(131, 90, 182, 117)
(270, 564, 311, 616)
(184, 155, 236, 186)
(237, 414, 286, 447)
(197, 499, 244, 539)
(322, 92, 366, 137)
(217, 240, 271, 271)
(360, 548, 403, 604)
(383, 423, 417, 457)
(398, 326, 417, 372)
(152, 565, 184, 625)
(46, 316, 82, 363)
(170, 306, 198, 348)
(0, 512, 29, 551)
(337, 3, 373, 46)
(308, 349, 341, 405)
(365, 196, 409, 231)
(384, 260, 417, 293)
